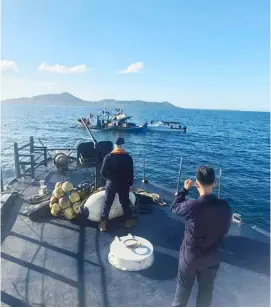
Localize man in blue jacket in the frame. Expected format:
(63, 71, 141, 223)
(171, 166, 232, 307)
(99, 137, 136, 232)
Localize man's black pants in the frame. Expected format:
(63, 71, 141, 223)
(102, 181, 132, 221)
(172, 256, 219, 307)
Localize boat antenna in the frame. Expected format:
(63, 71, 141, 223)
(176, 157, 183, 192)
(142, 148, 148, 184)
(80, 117, 98, 146)
(217, 168, 222, 199)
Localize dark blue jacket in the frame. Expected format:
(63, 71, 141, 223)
(171, 188, 232, 264)
(100, 150, 134, 186)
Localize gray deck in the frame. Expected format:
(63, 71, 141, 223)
(1, 162, 270, 307)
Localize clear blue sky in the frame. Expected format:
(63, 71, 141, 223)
(1, 0, 270, 111)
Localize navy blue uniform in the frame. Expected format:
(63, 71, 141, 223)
(171, 188, 232, 307)
(100, 149, 134, 221)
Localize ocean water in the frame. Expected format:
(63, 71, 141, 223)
(1, 102, 270, 232)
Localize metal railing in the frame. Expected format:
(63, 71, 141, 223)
(13, 136, 47, 180)
(1, 136, 269, 234)
(1, 136, 92, 192)
(1, 136, 48, 191)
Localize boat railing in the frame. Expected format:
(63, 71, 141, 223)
(1, 136, 86, 192)
(137, 149, 269, 235)
(13, 136, 48, 181)
(1, 137, 269, 235)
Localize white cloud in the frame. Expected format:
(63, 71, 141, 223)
(1, 76, 58, 99)
(0, 60, 19, 71)
(38, 63, 89, 74)
(120, 62, 144, 74)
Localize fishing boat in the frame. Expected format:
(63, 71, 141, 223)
(103, 116, 148, 133)
(148, 120, 187, 132)
(76, 109, 148, 133)
(1, 133, 269, 307)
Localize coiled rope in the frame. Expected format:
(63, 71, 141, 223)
(28, 193, 51, 205)
(131, 188, 167, 206)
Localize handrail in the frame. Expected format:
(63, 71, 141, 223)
(17, 143, 31, 151)
(46, 148, 76, 151)
(33, 146, 46, 149)
(33, 153, 45, 162)
(1, 136, 269, 233)
(19, 154, 34, 157)
(1, 135, 126, 190)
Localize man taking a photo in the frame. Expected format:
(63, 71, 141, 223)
(171, 166, 232, 306)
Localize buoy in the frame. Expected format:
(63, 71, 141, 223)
(68, 190, 80, 204)
(62, 181, 74, 193)
(108, 234, 154, 271)
(53, 186, 65, 199)
(59, 196, 70, 210)
(84, 190, 136, 222)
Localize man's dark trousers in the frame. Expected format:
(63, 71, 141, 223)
(172, 254, 219, 307)
(102, 180, 132, 220)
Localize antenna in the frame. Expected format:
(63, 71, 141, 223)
(218, 168, 222, 199)
(176, 157, 183, 192)
(142, 148, 148, 184)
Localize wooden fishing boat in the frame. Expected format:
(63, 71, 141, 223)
(76, 111, 148, 133)
(148, 121, 186, 132)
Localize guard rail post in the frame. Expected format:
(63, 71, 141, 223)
(30, 154, 35, 181)
(1, 168, 4, 192)
(142, 149, 148, 184)
(44, 147, 48, 167)
(14, 142, 20, 178)
(29, 136, 34, 153)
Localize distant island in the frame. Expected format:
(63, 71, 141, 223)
(1, 92, 179, 109)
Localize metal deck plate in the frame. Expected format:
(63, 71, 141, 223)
(1, 162, 270, 306)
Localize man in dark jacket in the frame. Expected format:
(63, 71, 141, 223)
(99, 137, 136, 232)
(171, 166, 232, 307)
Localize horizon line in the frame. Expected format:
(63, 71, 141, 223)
(0, 92, 269, 113)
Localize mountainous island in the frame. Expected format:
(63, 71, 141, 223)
(1, 92, 179, 109)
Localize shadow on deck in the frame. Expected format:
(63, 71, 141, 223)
(1, 169, 270, 306)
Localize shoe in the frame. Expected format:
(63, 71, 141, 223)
(99, 220, 107, 232)
(125, 219, 137, 228)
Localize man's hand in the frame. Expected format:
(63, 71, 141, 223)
(175, 179, 193, 195)
(184, 179, 193, 190)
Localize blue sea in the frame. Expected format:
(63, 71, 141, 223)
(1, 102, 270, 232)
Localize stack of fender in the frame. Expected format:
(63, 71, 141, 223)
(50, 181, 88, 220)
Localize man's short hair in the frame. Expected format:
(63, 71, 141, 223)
(196, 166, 215, 186)
(115, 137, 125, 146)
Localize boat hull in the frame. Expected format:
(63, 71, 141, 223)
(76, 122, 148, 133)
(148, 125, 183, 131)
(104, 124, 147, 133)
